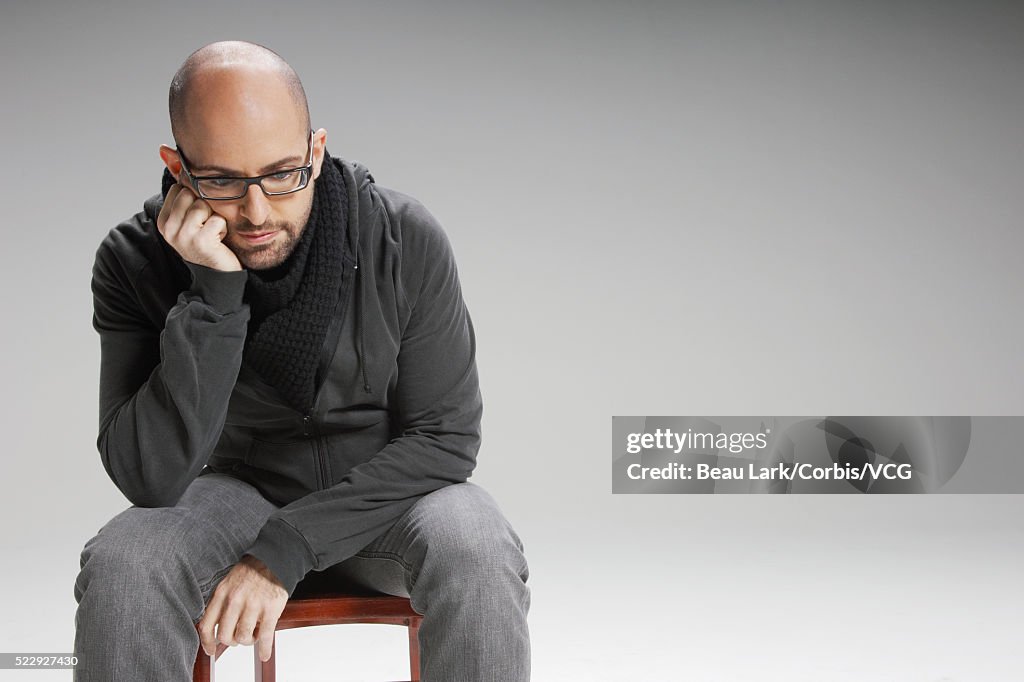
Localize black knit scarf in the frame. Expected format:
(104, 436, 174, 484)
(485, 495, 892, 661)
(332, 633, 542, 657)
(161, 154, 348, 414)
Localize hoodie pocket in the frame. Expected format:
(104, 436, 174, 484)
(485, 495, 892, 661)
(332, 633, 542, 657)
(239, 437, 319, 505)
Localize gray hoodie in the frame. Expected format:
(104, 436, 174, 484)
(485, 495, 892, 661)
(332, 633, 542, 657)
(90, 156, 482, 594)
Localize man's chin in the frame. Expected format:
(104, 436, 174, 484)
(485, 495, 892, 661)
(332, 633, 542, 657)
(229, 238, 292, 270)
(238, 250, 286, 270)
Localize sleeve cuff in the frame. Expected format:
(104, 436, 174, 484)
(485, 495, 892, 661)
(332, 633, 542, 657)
(245, 517, 318, 596)
(185, 261, 248, 314)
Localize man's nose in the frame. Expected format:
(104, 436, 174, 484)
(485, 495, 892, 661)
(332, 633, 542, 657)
(240, 183, 270, 226)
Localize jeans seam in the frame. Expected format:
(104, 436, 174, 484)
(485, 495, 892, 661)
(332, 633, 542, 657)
(353, 549, 418, 590)
(193, 569, 230, 626)
(198, 565, 233, 601)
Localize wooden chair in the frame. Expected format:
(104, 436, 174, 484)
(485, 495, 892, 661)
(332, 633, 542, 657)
(192, 587, 422, 681)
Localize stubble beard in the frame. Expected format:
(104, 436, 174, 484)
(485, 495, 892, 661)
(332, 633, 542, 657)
(223, 188, 315, 270)
(226, 203, 313, 270)
(227, 223, 302, 270)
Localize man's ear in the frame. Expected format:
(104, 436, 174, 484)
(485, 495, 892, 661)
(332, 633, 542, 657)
(311, 128, 328, 180)
(159, 144, 184, 180)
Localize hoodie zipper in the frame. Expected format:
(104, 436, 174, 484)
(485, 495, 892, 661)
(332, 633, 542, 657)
(303, 250, 358, 493)
(301, 159, 365, 493)
(302, 413, 330, 491)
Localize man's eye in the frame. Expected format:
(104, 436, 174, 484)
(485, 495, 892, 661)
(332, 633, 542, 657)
(207, 178, 235, 188)
(270, 171, 295, 181)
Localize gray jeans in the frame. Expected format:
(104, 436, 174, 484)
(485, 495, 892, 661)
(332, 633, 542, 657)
(73, 474, 531, 681)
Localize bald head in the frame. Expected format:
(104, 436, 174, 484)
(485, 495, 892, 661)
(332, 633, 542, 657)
(168, 40, 310, 145)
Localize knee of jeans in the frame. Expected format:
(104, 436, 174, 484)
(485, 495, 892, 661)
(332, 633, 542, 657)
(421, 513, 529, 586)
(77, 512, 193, 592)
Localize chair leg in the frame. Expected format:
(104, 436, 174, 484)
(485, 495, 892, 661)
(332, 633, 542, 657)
(408, 617, 422, 682)
(193, 647, 214, 682)
(255, 634, 276, 682)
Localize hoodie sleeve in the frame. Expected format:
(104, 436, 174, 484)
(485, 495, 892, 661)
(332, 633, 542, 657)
(92, 234, 251, 508)
(244, 202, 481, 594)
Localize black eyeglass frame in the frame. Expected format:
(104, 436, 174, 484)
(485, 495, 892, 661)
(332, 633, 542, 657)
(175, 131, 316, 201)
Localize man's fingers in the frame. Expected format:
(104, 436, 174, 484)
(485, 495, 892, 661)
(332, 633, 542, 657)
(168, 197, 214, 258)
(256, 616, 279, 663)
(198, 594, 224, 656)
(233, 606, 260, 646)
(156, 184, 180, 231)
(179, 198, 213, 235)
(199, 214, 229, 243)
(156, 185, 240, 270)
(216, 597, 244, 647)
(200, 562, 289, 658)
(160, 187, 196, 243)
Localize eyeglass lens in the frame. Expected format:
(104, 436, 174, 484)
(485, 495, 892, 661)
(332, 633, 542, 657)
(195, 170, 307, 199)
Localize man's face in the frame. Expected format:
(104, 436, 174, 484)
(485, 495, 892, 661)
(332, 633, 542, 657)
(175, 130, 318, 270)
(161, 66, 325, 271)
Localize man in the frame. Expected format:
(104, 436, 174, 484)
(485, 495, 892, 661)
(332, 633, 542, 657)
(73, 40, 531, 681)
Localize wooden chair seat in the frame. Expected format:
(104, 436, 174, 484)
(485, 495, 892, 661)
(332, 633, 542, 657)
(192, 587, 422, 681)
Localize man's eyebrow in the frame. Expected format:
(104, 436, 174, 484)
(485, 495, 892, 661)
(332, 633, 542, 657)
(189, 155, 305, 176)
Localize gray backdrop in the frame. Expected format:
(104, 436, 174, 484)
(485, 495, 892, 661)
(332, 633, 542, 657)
(2, 1, 1021, 680)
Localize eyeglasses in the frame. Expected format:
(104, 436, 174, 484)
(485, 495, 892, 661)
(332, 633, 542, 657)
(176, 132, 315, 200)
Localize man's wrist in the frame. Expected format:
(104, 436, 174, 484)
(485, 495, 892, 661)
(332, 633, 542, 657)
(245, 518, 318, 596)
(184, 260, 248, 313)
(241, 554, 286, 590)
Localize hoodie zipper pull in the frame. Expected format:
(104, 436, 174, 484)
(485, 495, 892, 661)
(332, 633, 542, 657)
(302, 414, 312, 437)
